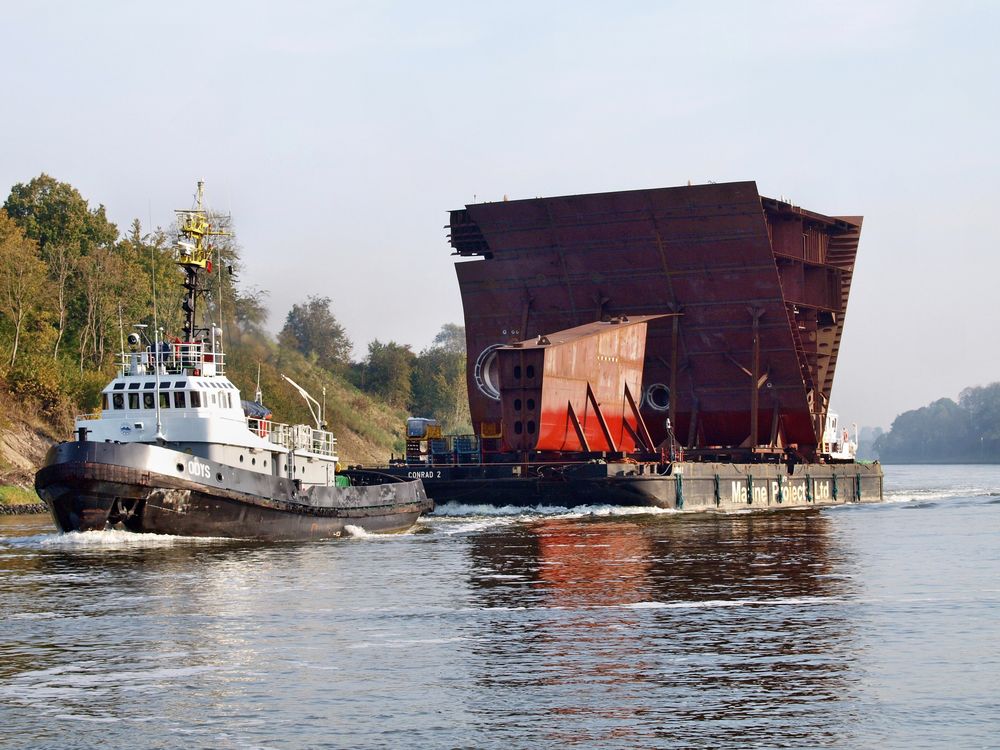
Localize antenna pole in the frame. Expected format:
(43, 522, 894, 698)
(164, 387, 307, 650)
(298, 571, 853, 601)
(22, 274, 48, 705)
(216, 240, 224, 354)
(154, 326, 164, 441)
(150, 234, 159, 342)
(117, 303, 125, 370)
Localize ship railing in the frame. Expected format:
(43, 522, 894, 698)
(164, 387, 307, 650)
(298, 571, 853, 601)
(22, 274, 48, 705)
(117, 342, 226, 378)
(246, 418, 337, 457)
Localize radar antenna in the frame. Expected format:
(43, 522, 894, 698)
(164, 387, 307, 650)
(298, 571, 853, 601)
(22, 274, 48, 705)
(174, 181, 230, 342)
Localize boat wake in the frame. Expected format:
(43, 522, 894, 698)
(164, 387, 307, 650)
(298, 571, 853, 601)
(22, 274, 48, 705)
(1, 529, 233, 550)
(882, 486, 1000, 505)
(342, 524, 372, 538)
(431, 501, 680, 519)
(619, 595, 841, 610)
(425, 502, 681, 534)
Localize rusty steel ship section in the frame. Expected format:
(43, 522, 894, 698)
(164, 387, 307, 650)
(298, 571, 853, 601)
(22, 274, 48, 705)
(496, 316, 666, 455)
(450, 181, 861, 460)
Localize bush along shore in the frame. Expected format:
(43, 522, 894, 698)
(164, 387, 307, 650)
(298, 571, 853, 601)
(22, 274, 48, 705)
(0, 485, 47, 515)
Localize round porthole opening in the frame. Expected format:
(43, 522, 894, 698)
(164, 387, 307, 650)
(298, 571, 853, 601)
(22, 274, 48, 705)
(645, 383, 670, 412)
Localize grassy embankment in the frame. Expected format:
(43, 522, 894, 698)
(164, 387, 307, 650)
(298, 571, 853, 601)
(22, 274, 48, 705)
(0, 486, 41, 506)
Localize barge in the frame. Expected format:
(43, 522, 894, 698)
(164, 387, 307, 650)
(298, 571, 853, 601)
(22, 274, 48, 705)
(378, 181, 882, 510)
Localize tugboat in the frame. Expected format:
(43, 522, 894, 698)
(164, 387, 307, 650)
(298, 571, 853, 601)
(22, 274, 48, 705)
(35, 182, 431, 540)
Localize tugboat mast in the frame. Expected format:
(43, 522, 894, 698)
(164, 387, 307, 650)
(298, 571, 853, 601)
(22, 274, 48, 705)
(174, 181, 229, 341)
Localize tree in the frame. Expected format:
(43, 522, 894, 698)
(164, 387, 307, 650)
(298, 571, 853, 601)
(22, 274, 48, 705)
(0, 211, 49, 366)
(4, 175, 118, 358)
(279, 295, 352, 370)
(365, 340, 414, 408)
(432, 323, 466, 354)
(231, 285, 269, 338)
(118, 220, 189, 339)
(76, 244, 126, 369)
(874, 398, 973, 463)
(959, 383, 1000, 441)
(959, 383, 1000, 460)
(410, 323, 471, 432)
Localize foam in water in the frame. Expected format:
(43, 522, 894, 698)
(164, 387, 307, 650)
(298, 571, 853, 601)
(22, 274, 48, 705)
(620, 595, 840, 610)
(431, 501, 679, 519)
(883, 486, 996, 504)
(342, 524, 371, 538)
(1, 529, 231, 550)
(425, 502, 681, 536)
(341, 524, 423, 540)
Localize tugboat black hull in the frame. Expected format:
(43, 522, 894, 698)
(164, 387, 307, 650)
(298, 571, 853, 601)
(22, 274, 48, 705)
(36, 442, 431, 541)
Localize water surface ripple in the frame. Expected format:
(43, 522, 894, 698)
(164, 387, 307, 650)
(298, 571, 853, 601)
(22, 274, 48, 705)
(1, 465, 998, 749)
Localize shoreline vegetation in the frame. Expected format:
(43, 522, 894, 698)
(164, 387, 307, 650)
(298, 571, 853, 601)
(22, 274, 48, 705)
(0, 174, 471, 490)
(0, 484, 45, 514)
(868, 384, 1000, 464)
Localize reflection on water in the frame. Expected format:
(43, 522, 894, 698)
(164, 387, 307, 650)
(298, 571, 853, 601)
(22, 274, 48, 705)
(463, 512, 861, 747)
(1, 467, 998, 749)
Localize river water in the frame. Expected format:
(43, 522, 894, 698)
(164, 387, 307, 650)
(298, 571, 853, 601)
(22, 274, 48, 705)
(1, 465, 998, 749)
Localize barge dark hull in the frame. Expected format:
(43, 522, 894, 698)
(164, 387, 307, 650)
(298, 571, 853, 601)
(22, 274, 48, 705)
(384, 461, 883, 512)
(35, 441, 431, 541)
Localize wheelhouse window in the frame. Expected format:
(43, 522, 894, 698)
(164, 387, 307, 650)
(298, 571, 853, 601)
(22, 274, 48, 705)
(102, 394, 110, 410)
(159, 393, 170, 409)
(128, 393, 139, 409)
(143, 393, 155, 409)
(113, 393, 124, 410)
(190, 391, 201, 408)
(173, 391, 186, 408)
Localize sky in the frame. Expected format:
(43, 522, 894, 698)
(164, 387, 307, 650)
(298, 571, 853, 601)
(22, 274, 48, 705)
(1, 0, 997, 429)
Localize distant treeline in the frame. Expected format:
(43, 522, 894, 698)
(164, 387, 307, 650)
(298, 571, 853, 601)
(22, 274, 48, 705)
(0, 174, 469, 448)
(873, 383, 1000, 463)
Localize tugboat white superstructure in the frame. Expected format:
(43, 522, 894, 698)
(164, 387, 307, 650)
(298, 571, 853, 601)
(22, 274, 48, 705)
(35, 182, 431, 539)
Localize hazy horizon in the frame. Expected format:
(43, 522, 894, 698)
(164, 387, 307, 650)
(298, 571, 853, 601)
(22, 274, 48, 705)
(2, 1, 996, 429)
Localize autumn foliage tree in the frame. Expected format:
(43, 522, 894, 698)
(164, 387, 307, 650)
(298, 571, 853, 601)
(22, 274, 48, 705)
(3, 174, 118, 359)
(364, 340, 414, 409)
(410, 325, 470, 433)
(279, 295, 352, 371)
(0, 211, 49, 366)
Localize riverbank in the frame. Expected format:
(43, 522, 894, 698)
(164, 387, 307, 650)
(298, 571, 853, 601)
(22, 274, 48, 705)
(0, 503, 46, 515)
